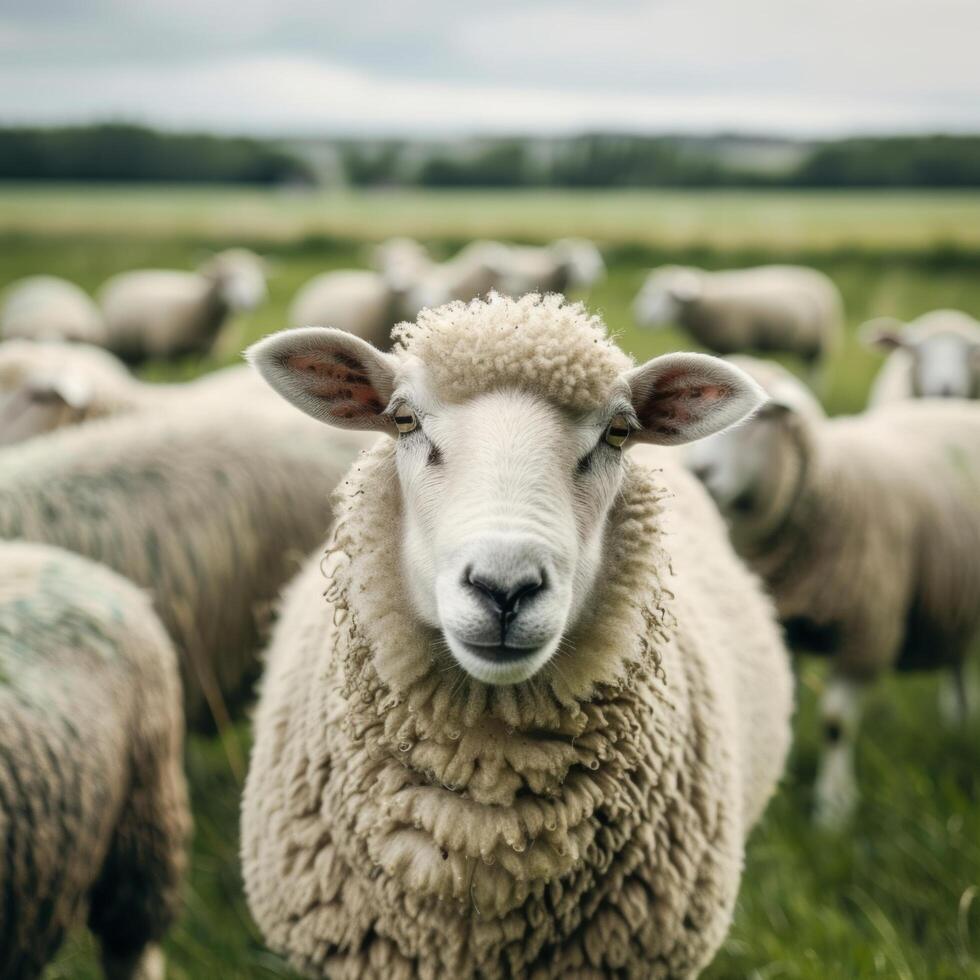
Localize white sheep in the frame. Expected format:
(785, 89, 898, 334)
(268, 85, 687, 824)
(862, 309, 980, 405)
(0, 274, 107, 345)
(0, 339, 285, 445)
(241, 294, 792, 979)
(403, 240, 508, 316)
(289, 270, 402, 350)
(634, 264, 843, 368)
(0, 400, 373, 728)
(494, 238, 606, 297)
(0, 540, 189, 979)
(99, 248, 267, 362)
(684, 356, 980, 829)
(371, 237, 434, 293)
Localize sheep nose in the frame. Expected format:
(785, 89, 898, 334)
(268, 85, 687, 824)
(465, 569, 545, 630)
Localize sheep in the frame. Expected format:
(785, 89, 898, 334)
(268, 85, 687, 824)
(241, 293, 793, 979)
(494, 238, 606, 298)
(98, 248, 267, 362)
(0, 401, 373, 729)
(289, 270, 402, 350)
(0, 339, 283, 445)
(371, 237, 434, 293)
(0, 274, 107, 345)
(403, 240, 511, 315)
(862, 309, 980, 405)
(684, 356, 980, 829)
(0, 540, 189, 979)
(633, 264, 843, 368)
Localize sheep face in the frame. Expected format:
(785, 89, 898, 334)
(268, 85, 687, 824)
(249, 325, 764, 686)
(0, 342, 96, 445)
(633, 266, 702, 328)
(201, 249, 268, 311)
(553, 239, 606, 289)
(863, 311, 980, 400)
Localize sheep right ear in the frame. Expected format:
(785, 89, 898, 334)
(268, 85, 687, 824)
(859, 317, 906, 351)
(246, 327, 398, 433)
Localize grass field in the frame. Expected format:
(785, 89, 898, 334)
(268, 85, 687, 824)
(1, 186, 979, 979)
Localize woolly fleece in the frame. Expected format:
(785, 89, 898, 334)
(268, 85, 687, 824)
(242, 295, 793, 979)
(0, 541, 188, 975)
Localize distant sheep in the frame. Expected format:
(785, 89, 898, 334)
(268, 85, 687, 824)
(242, 295, 792, 978)
(0, 275, 107, 345)
(685, 356, 980, 828)
(862, 309, 980, 405)
(0, 541, 188, 979)
(289, 270, 401, 350)
(371, 237, 434, 292)
(634, 264, 843, 367)
(404, 240, 507, 315)
(0, 403, 372, 728)
(495, 238, 606, 297)
(99, 248, 267, 362)
(0, 339, 280, 445)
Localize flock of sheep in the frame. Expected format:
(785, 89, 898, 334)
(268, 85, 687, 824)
(0, 238, 978, 979)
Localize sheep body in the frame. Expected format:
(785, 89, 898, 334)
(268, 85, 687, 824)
(635, 265, 842, 364)
(289, 270, 398, 349)
(0, 275, 107, 345)
(241, 296, 792, 979)
(495, 239, 606, 297)
(0, 404, 372, 727)
(99, 249, 266, 362)
(0, 540, 188, 978)
(687, 356, 980, 825)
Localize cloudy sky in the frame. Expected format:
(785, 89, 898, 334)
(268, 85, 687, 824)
(1, 0, 978, 137)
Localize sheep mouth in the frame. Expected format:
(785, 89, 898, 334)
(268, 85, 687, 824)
(455, 640, 542, 664)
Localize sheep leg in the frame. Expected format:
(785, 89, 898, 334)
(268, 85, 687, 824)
(813, 674, 867, 830)
(102, 943, 165, 980)
(938, 660, 972, 728)
(89, 747, 187, 980)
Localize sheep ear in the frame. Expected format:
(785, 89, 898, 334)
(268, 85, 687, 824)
(623, 353, 766, 446)
(50, 373, 93, 410)
(859, 317, 906, 351)
(246, 327, 398, 433)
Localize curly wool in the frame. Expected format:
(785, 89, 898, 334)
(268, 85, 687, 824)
(392, 292, 633, 412)
(0, 541, 188, 976)
(242, 440, 792, 979)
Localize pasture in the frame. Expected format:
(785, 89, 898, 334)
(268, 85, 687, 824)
(2, 186, 978, 978)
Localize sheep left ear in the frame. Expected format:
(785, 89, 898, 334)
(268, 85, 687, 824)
(623, 352, 766, 446)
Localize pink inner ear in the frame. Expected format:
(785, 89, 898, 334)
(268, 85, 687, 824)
(286, 351, 385, 419)
(640, 370, 731, 437)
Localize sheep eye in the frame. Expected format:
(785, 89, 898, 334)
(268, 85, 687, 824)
(604, 414, 630, 448)
(393, 404, 418, 435)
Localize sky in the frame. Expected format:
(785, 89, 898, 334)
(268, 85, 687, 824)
(1, 0, 978, 137)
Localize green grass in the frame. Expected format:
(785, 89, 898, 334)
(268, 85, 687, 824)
(2, 184, 980, 251)
(0, 190, 977, 978)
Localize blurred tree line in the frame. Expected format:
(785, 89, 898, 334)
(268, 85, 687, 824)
(0, 124, 313, 184)
(0, 125, 977, 188)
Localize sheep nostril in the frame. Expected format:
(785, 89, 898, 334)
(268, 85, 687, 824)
(466, 571, 545, 619)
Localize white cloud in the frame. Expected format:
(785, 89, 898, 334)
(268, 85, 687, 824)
(0, 0, 977, 135)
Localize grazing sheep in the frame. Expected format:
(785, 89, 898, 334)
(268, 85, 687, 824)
(862, 309, 980, 405)
(495, 238, 606, 297)
(0, 403, 373, 728)
(0, 275, 107, 345)
(242, 294, 793, 979)
(404, 240, 510, 315)
(99, 248, 267, 362)
(0, 540, 189, 979)
(371, 237, 434, 293)
(289, 270, 402, 350)
(684, 356, 980, 828)
(634, 265, 843, 367)
(0, 339, 283, 445)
